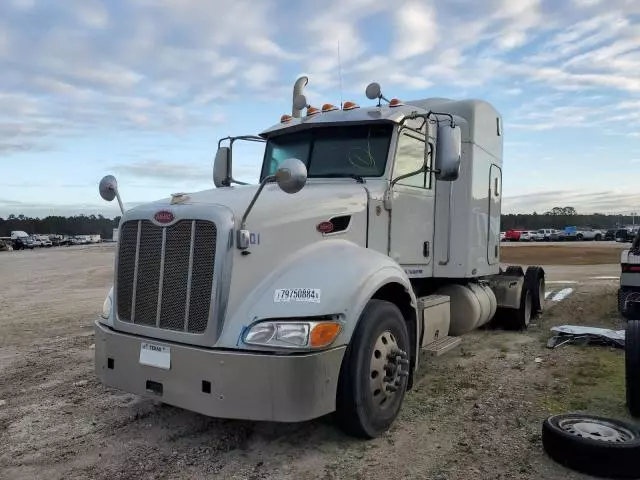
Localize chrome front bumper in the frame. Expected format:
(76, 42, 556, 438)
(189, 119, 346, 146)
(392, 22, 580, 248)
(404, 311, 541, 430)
(94, 320, 346, 422)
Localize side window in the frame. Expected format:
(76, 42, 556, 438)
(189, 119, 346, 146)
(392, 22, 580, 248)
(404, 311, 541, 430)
(394, 131, 426, 188)
(267, 143, 309, 175)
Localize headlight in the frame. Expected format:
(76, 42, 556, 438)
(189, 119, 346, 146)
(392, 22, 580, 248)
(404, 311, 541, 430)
(101, 293, 112, 319)
(243, 320, 342, 349)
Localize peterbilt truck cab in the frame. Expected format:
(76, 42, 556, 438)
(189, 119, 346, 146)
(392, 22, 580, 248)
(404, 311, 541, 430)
(95, 78, 544, 438)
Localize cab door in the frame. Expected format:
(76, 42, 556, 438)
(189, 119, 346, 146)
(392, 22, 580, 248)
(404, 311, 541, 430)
(389, 128, 435, 278)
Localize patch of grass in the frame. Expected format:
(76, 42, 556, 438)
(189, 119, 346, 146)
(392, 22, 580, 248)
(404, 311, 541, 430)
(539, 347, 626, 418)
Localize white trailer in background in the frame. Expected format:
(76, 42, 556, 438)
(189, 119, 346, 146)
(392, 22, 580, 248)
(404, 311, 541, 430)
(112, 228, 119, 243)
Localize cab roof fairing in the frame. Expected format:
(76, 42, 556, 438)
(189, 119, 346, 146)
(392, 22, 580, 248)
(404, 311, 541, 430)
(258, 103, 472, 144)
(258, 104, 430, 139)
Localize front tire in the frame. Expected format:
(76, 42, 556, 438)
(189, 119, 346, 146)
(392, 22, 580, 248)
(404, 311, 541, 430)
(335, 299, 410, 439)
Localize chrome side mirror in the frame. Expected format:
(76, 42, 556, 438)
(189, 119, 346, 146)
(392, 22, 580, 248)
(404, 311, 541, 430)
(99, 175, 118, 202)
(275, 158, 307, 194)
(213, 146, 230, 187)
(99, 175, 125, 214)
(435, 124, 462, 181)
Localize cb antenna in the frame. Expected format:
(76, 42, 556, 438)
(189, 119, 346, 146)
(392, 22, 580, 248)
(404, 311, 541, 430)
(338, 40, 343, 109)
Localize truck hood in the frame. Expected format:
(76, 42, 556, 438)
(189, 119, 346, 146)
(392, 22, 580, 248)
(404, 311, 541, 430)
(137, 181, 369, 227)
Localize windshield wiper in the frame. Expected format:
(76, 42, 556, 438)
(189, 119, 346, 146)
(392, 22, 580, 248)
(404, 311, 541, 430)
(311, 173, 365, 184)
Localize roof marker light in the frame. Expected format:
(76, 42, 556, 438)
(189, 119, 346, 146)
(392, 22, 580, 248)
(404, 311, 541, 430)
(306, 106, 321, 116)
(389, 98, 404, 107)
(280, 114, 293, 123)
(322, 103, 339, 112)
(343, 101, 360, 110)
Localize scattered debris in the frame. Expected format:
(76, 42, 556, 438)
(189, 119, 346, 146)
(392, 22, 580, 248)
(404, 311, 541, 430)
(0, 399, 6, 406)
(534, 357, 543, 364)
(547, 325, 625, 349)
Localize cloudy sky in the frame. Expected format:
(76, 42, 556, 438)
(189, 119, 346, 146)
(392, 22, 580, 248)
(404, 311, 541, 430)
(1, 0, 640, 218)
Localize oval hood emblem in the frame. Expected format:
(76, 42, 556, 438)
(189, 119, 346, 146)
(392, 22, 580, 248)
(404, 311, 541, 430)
(154, 210, 174, 224)
(316, 221, 334, 234)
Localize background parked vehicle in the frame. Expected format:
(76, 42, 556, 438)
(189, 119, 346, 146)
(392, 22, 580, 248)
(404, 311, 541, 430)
(605, 228, 617, 241)
(615, 229, 631, 242)
(576, 226, 604, 241)
(29, 236, 42, 248)
(534, 229, 554, 241)
(519, 230, 537, 241)
(505, 229, 526, 241)
(550, 230, 566, 241)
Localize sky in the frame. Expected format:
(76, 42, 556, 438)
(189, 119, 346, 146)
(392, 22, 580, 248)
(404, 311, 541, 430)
(1, 0, 640, 218)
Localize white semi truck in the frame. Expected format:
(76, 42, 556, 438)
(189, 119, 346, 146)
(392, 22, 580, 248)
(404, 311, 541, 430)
(94, 77, 545, 438)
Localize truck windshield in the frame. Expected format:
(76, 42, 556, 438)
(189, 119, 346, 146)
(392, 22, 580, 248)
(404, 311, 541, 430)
(260, 124, 393, 181)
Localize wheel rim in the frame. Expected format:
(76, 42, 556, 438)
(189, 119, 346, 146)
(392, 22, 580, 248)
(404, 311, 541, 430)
(524, 290, 532, 325)
(369, 330, 409, 409)
(558, 417, 636, 443)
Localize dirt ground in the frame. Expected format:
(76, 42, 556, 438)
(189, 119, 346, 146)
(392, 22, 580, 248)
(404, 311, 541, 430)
(501, 242, 627, 265)
(0, 244, 633, 480)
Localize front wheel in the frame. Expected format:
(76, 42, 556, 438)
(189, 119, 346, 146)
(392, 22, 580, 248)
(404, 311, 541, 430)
(335, 299, 410, 439)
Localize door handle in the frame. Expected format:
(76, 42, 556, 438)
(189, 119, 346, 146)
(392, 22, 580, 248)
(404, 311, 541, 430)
(423, 241, 430, 258)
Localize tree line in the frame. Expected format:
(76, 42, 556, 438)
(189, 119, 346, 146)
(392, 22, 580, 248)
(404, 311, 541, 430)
(502, 207, 637, 231)
(1, 214, 121, 239)
(1, 207, 637, 238)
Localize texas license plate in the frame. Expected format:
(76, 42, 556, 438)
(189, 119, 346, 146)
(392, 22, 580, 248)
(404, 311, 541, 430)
(139, 342, 171, 370)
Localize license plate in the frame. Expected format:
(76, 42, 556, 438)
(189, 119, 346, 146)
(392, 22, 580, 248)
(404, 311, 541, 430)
(139, 342, 171, 370)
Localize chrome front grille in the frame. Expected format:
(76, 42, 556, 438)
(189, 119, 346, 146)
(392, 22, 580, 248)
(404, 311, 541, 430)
(116, 219, 217, 334)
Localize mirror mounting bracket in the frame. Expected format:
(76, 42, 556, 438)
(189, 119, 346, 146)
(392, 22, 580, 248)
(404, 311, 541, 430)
(217, 135, 266, 187)
(237, 175, 276, 250)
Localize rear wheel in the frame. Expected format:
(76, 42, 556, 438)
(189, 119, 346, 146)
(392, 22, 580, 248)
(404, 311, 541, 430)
(501, 285, 533, 331)
(595, 234, 603, 241)
(525, 266, 545, 314)
(335, 299, 410, 438)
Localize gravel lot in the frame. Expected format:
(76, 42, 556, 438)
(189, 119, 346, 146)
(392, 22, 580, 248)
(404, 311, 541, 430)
(0, 244, 633, 479)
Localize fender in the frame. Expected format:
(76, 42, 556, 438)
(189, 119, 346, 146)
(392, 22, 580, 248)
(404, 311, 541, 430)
(216, 239, 418, 357)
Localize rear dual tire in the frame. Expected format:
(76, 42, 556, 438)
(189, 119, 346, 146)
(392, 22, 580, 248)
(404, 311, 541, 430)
(497, 266, 544, 331)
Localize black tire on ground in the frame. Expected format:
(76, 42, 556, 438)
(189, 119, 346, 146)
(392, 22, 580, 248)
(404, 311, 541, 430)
(542, 413, 640, 478)
(576, 234, 584, 240)
(626, 320, 640, 418)
(595, 234, 603, 241)
(524, 266, 545, 314)
(500, 284, 532, 331)
(335, 299, 410, 439)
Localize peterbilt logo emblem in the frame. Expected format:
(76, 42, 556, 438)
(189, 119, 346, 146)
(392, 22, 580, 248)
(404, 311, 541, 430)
(154, 210, 174, 223)
(316, 221, 334, 234)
